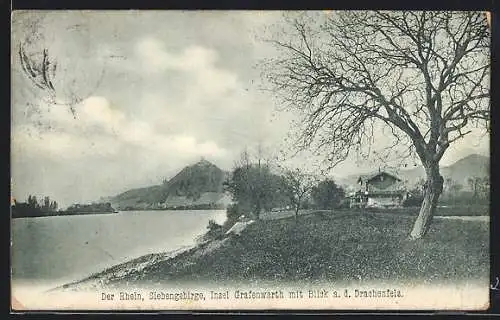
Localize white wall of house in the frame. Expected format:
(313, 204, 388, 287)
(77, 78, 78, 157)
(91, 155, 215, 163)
(366, 196, 401, 208)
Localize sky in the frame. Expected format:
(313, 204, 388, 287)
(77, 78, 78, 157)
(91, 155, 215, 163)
(11, 11, 490, 208)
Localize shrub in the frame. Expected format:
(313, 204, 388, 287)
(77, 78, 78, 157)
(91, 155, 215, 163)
(336, 199, 351, 209)
(226, 203, 243, 224)
(403, 194, 424, 207)
(200, 219, 225, 242)
(207, 219, 222, 231)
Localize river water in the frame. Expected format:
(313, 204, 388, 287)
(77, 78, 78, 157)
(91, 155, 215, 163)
(11, 210, 226, 289)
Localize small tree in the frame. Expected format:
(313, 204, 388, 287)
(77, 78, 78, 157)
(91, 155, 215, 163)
(467, 176, 489, 202)
(478, 176, 490, 200)
(51, 200, 58, 211)
(27, 195, 39, 209)
(43, 196, 50, 212)
(468, 177, 481, 199)
(281, 167, 318, 220)
(445, 178, 453, 193)
(450, 182, 463, 194)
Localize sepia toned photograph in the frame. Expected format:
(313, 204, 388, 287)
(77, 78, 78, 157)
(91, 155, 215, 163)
(10, 10, 490, 311)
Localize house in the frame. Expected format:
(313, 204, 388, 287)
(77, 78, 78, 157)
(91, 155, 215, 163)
(349, 171, 407, 208)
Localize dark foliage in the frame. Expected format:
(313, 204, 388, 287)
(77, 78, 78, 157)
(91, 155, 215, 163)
(224, 163, 290, 220)
(311, 179, 345, 209)
(65, 202, 115, 213)
(12, 195, 58, 218)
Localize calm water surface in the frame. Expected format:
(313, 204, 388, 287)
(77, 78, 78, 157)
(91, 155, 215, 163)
(11, 210, 226, 287)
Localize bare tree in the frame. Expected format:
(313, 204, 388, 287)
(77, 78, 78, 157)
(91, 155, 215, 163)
(280, 167, 318, 220)
(450, 182, 463, 194)
(468, 176, 489, 200)
(263, 11, 490, 239)
(479, 176, 490, 199)
(445, 177, 453, 193)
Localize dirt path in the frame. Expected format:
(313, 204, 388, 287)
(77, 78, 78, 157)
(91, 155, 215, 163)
(260, 209, 323, 221)
(434, 215, 489, 222)
(260, 209, 489, 223)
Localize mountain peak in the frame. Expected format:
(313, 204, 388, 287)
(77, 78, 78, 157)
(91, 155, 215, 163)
(196, 157, 214, 167)
(451, 153, 488, 164)
(446, 153, 489, 170)
(110, 159, 226, 209)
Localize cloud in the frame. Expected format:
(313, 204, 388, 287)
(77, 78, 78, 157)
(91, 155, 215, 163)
(12, 96, 228, 162)
(136, 37, 217, 72)
(130, 37, 282, 147)
(134, 37, 239, 99)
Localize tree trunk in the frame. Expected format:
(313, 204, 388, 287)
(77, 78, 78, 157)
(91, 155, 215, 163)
(254, 201, 261, 220)
(409, 162, 444, 240)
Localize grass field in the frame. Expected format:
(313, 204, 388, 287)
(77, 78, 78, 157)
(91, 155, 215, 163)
(362, 205, 489, 217)
(87, 208, 489, 288)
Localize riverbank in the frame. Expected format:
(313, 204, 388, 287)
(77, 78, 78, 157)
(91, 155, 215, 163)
(57, 208, 489, 291)
(12, 211, 118, 219)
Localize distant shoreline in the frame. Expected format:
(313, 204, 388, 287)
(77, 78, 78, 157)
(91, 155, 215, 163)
(118, 207, 227, 211)
(11, 211, 118, 219)
(11, 208, 228, 219)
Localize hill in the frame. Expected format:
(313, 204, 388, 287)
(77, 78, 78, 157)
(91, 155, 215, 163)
(110, 159, 231, 210)
(337, 153, 489, 190)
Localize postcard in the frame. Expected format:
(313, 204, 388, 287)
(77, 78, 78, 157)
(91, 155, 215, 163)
(11, 10, 491, 311)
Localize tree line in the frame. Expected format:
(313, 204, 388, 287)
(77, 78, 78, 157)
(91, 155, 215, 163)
(405, 176, 490, 206)
(65, 202, 115, 213)
(11, 195, 59, 218)
(222, 146, 489, 228)
(223, 149, 346, 225)
(11, 195, 117, 218)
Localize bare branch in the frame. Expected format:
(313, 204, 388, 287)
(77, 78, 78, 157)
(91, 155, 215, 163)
(262, 11, 490, 169)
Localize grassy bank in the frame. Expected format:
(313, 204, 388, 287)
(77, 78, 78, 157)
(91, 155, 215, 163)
(68, 208, 489, 289)
(362, 205, 489, 217)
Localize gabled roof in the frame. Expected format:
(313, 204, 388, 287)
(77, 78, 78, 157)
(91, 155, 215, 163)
(357, 171, 402, 184)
